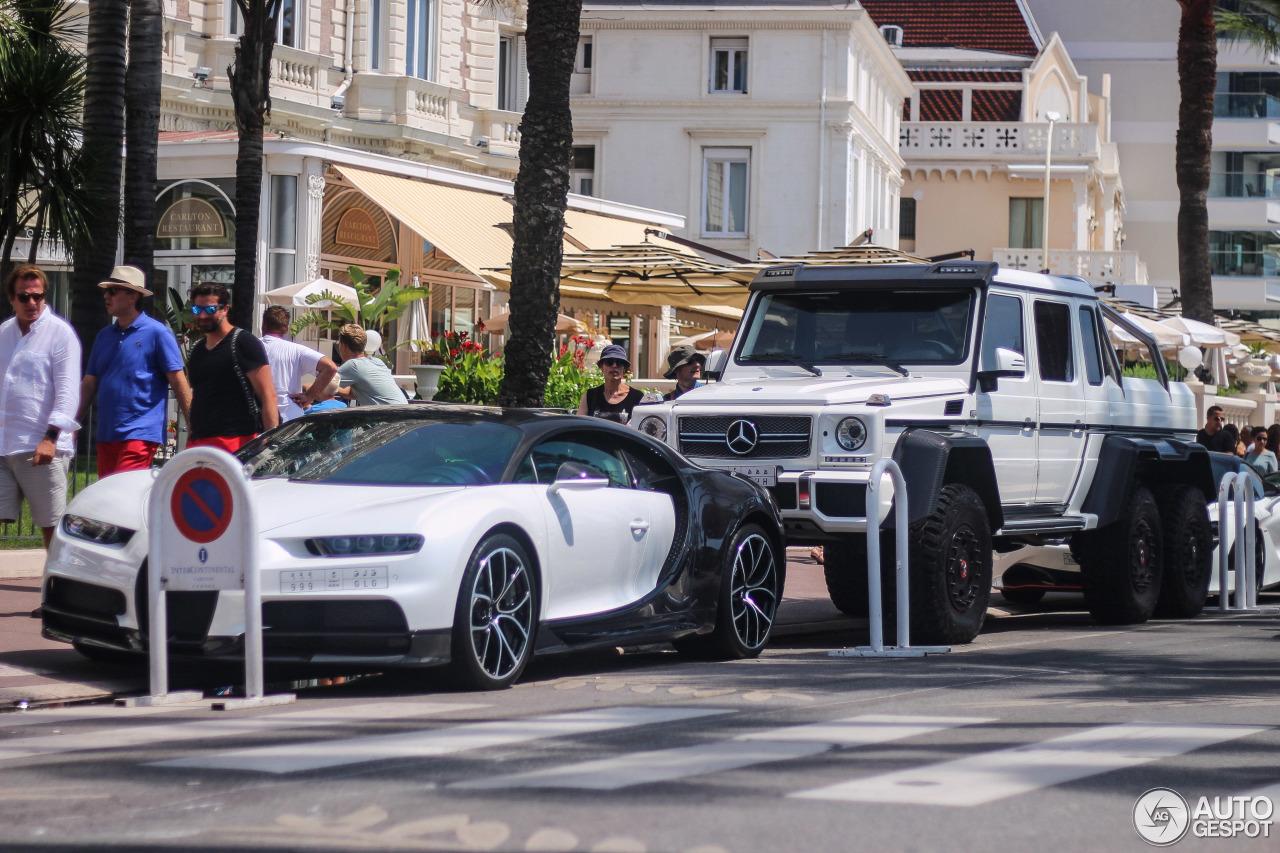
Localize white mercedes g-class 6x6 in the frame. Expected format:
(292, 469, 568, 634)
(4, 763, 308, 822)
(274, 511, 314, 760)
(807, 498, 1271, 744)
(635, 261, 1217, 644)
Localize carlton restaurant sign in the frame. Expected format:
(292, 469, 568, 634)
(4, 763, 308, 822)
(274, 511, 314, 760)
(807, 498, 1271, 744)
(156, 197, 226, 239)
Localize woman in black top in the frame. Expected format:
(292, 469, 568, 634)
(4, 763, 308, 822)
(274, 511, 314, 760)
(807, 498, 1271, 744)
(577, 344, 643, 424)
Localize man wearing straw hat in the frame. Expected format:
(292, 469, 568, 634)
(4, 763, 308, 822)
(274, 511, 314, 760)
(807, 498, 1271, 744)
(78, 265, 191, 477)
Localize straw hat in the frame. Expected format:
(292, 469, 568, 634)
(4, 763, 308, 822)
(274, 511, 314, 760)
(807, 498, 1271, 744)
(97, 265, 152, 297)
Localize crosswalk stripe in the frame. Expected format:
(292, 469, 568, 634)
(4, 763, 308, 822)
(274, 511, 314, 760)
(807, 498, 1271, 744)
(454, 714, 992, 791)
(0, 701, 488, 764)
(1, 704, 184, 730)
(791, 722, 1270, 807)
(151, 706, 732, 774)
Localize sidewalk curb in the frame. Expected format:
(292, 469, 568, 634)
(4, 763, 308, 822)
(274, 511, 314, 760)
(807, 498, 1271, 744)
(0, 550, 45, 579)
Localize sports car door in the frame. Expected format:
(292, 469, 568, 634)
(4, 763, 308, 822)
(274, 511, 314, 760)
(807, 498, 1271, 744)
(524, 435, 652, 619)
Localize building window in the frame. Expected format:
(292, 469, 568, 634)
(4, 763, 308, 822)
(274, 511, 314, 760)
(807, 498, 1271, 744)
(498, 35, 527, 111)
(703, 148, 749, 236)
(268, 175, 297, 289)
(227, 0, 241, 35)
(370, 0, 389, 71)
(277, 0, 301, 48)
(1009, 198, 1044, 249)
(710, 37, 747, 94)
(571, 146, 596, 196)
(407, 0, 432, 79)
(899, 198, 916, 241)
(576, 36, 593, 73)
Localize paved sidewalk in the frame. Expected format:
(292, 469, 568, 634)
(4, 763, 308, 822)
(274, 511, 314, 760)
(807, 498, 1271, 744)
(0, 547, 853, 709)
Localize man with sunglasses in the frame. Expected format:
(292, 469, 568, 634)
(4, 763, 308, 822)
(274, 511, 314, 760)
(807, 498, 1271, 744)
(186, 282, 278, 451)
(77, 265, 191, 476)
(0, 264, 81, 547)
(1196, 405, 1235, 454)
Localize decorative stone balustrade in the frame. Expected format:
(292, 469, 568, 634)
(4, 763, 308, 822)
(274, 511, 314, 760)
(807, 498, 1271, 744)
(993, 249, 1147, 285)
(271, 47, 326, 94)
(900, 122, 1099, 159)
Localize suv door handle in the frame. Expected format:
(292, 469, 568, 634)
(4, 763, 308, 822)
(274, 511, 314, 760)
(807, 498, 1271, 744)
(630, 519, 650, 533)
(1023, 418, 1035, 429)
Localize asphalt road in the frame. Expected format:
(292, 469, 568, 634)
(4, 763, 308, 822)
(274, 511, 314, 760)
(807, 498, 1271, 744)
(2, 572, 1279, 853)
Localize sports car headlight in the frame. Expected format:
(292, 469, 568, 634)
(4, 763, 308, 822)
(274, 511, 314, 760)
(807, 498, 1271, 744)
(305, 534, 424, 557)
(62, 514, 135, 546)
(638, 415, 667, 441)
(835, 417, 868, 451)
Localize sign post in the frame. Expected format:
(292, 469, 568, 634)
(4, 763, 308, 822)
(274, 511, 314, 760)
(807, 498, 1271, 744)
(126, 447, 294, 710)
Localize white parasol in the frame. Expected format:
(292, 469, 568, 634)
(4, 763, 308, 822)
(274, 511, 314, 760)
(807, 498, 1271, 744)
(262, 277, 358, 310)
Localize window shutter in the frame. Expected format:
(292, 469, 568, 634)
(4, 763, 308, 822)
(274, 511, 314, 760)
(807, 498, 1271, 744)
(516, 36, 529, 111)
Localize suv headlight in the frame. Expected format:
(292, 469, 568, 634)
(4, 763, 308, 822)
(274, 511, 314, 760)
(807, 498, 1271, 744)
(306, 534, 424, 557)
(638, 415, 667, 441)
(63, 515, 135, 546)
(835, 417, 868, 451)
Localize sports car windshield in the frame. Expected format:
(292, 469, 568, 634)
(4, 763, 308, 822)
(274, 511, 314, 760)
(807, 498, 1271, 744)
(239, 414, 521, 485)
(737, 288, 975, 367)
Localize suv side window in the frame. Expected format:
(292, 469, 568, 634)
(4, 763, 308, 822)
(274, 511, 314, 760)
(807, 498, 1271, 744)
(1033, 300, 1074, 383)
(1078, 306, 1104, 386)
(981, 292, 1024, 367)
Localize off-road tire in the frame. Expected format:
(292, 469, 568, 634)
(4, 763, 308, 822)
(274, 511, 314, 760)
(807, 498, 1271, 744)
(1154, 485, 1213, 618)
(1075, 485, 1163, 625)
(822, 534, 875, 617)
(999, 586, 1047, 606)
(907, 484, 992, 645)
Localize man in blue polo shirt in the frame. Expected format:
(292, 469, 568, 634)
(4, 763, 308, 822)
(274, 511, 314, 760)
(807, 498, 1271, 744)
(77, 265, 192, 477)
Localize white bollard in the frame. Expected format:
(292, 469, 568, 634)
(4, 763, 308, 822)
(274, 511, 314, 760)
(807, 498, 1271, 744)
(831, 458, 950, 658)
(1217, 470, 1258, 613)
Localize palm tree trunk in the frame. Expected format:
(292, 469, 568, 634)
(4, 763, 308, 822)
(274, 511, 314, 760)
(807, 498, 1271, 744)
(71, 0, 126, 353)
(228, 0, 280, 331)
(498, 0, 584, 408)
(124, 0, 163, 310)
(1176, 0, 1218, 324)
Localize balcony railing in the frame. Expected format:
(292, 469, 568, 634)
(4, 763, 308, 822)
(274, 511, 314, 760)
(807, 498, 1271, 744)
(900, 122, 1099, 159)
(1209, 249, 1280, 277)
(993, 249, 1148, 285)
(1210, 170, 1280, 198)
(1214, 92, 1280, 118)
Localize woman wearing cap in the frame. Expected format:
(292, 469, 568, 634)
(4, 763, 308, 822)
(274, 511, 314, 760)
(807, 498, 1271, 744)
(577, 343, 643, 423)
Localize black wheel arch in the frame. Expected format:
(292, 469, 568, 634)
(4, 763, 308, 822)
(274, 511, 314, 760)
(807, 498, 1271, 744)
(892, 428, 1003, 532)
(1080, 435, 1215, 528)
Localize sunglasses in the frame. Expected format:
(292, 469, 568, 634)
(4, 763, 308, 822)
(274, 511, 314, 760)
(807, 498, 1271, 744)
(14, 292, 45, 304)
(599, 358, 628, 368)
(190, 304, 224, 316)
(103, 287, 130, 297)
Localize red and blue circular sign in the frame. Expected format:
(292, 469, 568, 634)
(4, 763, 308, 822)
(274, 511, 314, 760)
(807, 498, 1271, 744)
(170, 468, 234, 544)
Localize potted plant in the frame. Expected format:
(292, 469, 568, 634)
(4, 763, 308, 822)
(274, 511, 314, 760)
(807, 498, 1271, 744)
(410, 337, 450, 401)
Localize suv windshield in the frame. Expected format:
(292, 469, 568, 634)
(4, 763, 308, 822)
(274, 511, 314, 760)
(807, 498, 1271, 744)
(238, 413, 521, 485)
(737, 288, 976, 366)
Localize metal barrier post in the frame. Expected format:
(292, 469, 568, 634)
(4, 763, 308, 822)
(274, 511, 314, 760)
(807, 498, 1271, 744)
(831, 458, 950, 658)
(1217, 471, 1259, 613)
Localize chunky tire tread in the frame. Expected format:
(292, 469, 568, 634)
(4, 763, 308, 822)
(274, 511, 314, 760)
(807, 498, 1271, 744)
(822, 535, 873, 617)
(907, 483, 992, 645)
(1154, 485, 1213, 618)
(1077, 485, 1163, 625)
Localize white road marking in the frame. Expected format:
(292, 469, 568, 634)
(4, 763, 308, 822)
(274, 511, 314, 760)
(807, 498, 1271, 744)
(0, 702, 487, 764)
(791, 722, 1269, 806)
(153, 706, 731, 774)
(0, 663, 53, 678)
(455, 714, 991, 790)
(1, 704, 185, 729)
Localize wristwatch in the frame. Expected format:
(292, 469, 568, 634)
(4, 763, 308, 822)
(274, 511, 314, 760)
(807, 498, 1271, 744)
(43, 427, 60, 442)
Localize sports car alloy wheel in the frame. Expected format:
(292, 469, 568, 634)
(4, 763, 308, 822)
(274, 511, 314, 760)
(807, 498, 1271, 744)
(450, 533, 537, 689)
(730, 530, 779, 651)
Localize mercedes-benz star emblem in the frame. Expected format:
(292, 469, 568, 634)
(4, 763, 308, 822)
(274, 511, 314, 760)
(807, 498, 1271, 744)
(726, 419, 760, 455)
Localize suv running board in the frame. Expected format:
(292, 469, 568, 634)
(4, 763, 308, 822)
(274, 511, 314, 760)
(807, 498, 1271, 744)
(996, 516, 1088, 535)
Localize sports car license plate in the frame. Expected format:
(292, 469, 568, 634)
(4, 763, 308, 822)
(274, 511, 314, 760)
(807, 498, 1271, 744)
(728, 465, 778, 487)
(278, 568, 389, 594)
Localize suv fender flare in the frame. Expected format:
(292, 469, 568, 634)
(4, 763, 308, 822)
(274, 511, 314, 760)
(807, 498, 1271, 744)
(1079, 435, 1216, 528)
(892, 428, 1003, 532)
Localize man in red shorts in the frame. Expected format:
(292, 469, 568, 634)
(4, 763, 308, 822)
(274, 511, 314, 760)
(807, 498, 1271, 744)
(78, 265, 191, 477)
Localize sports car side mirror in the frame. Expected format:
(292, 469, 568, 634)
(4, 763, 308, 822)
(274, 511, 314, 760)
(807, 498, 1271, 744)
(548, 461, 610, 495)
(976, 347, 1026, 391)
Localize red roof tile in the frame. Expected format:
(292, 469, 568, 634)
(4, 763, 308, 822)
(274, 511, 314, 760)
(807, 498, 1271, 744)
(920, 89, 963, 122)
(860, 0, 1040, 56)
(908, 70, 1023, 84)
(972, 88, 1022, 121)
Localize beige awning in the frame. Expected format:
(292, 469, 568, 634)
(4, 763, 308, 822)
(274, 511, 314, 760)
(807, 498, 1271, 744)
(333, 165, 661, 287)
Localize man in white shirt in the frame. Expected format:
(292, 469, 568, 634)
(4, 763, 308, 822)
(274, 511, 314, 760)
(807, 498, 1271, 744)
(0, 265, 81, 547)
(259, 306, 338, 421)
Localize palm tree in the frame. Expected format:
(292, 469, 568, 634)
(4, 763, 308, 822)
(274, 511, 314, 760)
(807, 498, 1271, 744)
(68, 0, 126, 346)
(497, 0, 585, 407)
(227, 0, 282, 330)
(123, 0, 163, 304)
(0, 0, 96, 307)
(1176, 0, 1218, 324)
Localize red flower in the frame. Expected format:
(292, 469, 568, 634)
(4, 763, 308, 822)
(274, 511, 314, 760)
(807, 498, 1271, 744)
(451, 349, 459, 357)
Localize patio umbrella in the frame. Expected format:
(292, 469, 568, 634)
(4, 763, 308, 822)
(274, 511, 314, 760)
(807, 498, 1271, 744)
(672, 329, 736, 351)
(1159, 315, 1240, 348)
(262, 277, 358, 310)
(550, 243, 755, 308)
(406, 298, 429, 353)
(1107, 312, 1189, 350)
